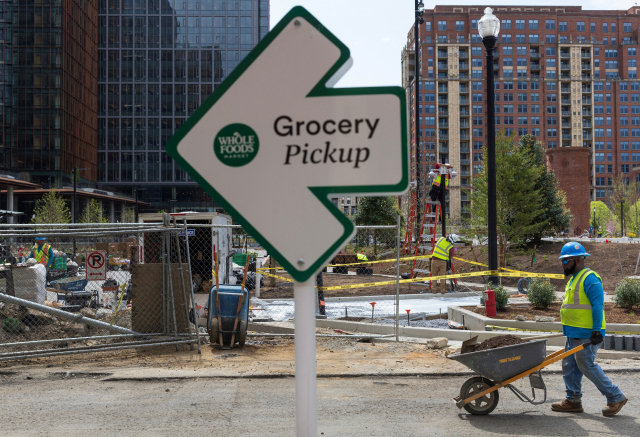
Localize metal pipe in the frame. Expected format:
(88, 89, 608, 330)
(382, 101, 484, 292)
(0, 293, 136, 334)
(0, 223, 162, 227)
(183, 218, 201, 353)
(483, 35, 499, 287)
(395, 214, 401, 342)
(414, 0, 422, 252)
(0, 333, 178, 348)
(0, 337, 189, 358)
(248, 333, 396, 338)
(294, 277, 317, 437)
(0, 340, 196, 362)
(174, 221, 195, 351)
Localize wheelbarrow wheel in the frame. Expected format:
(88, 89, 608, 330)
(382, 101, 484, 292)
(237, 319, 247, 347)
(460, 377, 500, 415)
(209, 319, 219, 345)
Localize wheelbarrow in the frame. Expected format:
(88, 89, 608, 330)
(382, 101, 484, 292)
(207, 284, 249, 349)
(448, 336, 588, 415)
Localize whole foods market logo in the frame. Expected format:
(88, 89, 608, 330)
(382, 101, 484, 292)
(214, 124, 259, 167)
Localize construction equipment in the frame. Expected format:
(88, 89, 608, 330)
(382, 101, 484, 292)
(449, 339, 586, 415)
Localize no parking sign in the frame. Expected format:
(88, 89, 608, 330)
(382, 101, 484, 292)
(86, 250, 107, 281)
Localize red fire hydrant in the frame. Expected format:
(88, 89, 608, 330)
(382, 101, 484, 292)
(484, 289, 497, 318)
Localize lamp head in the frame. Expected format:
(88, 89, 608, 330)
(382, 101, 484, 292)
(478, 7, 500, 39)
(417, 1, 425, 12)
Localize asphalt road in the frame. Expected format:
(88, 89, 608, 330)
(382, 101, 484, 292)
(2, 372, 637, 436)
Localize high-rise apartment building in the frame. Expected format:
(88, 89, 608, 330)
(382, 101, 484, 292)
(402, 5, 640, 232)
(97, 0, 269, 211)
(1, 0, 98, 187)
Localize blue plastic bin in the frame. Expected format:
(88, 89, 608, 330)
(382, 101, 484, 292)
(207, 284, 249, 347)
(51, 277, 88, 292)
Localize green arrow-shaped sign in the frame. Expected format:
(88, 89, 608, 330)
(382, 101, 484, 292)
(166, 6, 409, 282)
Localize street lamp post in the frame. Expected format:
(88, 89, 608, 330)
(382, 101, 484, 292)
(478, 8, 500, 286)
(414, 0, 425, 243)
(593, 207, 596, 238)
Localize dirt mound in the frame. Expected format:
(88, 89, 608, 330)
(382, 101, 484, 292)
(475, 335, 527, 352)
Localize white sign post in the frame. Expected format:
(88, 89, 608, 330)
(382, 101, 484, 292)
(166, 7, 409, 436)
(85, 250, 107, 281)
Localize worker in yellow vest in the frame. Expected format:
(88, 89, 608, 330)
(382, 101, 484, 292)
(552, 242, 627, 416)
(430, 234, 458, 294)
(28, 237, 55, 269)
(427, 163, 449, 212)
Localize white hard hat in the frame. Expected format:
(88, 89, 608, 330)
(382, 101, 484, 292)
(447, 234, 460, 243)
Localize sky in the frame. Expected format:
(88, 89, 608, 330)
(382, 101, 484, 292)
(270, 0, 638, 89)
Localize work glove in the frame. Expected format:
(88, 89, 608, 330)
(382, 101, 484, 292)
(590, 331, 604, 346)
(447, 269, 453, 275)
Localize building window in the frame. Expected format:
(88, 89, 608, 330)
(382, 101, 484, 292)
(456, 21, 464, 31)
(576, 22, 585, 32)
(438, 21, 447, 31)
(529, 20, 538, 30)
(545, 20, 555, 30)
(622, 164, 630, 173)
(546, 34, 556, 43)
(515, 20, 525, 30)
(603, 23, 608, 33)
(559, 22, 567, 31)
(471, 19, 478, 30)
(502, 19, 511, 29)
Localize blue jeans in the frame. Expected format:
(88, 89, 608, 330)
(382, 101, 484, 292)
(563, 337, 626, 404)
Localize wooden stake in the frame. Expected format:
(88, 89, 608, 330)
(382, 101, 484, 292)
(230, 254, 251, 346)
(214, 252, 224, 347)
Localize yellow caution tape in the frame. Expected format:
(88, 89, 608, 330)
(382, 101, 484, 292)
(259, 270, 294, 283)
(453, 257, 564, 279)
(257, 254, 433, 271)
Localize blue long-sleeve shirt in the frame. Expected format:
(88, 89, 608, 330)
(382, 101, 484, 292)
(563, 270, 606, 339)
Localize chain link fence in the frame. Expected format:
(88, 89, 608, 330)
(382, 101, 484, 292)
(0, 222, 200, 362)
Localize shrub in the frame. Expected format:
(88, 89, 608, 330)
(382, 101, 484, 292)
(613, 278, 640, 310)
(527, 278, 557, 309)
(485, 283, 509, 311)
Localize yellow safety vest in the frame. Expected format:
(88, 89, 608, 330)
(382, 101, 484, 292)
(560, 268, 606, 330)
(357, 253, 368, 262)
(431, 174, 449, 189)
(32, 243, 51, 265)
(432, 237, 453, 261)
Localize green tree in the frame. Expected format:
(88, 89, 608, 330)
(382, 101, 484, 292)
(517, 134, 572, 240)
(32, 189, 70, 224)
(464, 130, 546, 265)
(120, 207, 136, 223)
(80, 199, 109, 223)
(590, 200, 614, 236)
(354, 196, 402, 256)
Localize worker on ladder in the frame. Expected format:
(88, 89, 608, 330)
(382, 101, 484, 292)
(431, 234, 459, 294)
(428, 163, 449, 212)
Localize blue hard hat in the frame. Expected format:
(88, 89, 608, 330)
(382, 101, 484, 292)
(35, 237, 47, 241)
(558, 242, 590, 260)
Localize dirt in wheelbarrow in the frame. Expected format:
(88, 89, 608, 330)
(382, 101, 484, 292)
(474, 335, 527, 352)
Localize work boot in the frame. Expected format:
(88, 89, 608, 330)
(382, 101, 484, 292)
(551, 399, 583, 413)
(602, 398, 628, 417)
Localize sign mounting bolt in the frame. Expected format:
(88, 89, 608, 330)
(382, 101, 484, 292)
(294, 19, 301, 26)
(297, 258, 305, 266)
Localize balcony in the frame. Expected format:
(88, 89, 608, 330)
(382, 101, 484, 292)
(459, 97, 469, 105)
(562, 134, 572, 140)
(562, 110, 572, 116)
(460, 170, 470, 176)
(460, 146, 470, 153)
(438, 98, 448, 105)
(530, 64, 541, 71)
(581, 53, 591, 59)
(562, 141, 571, 147)
(438, 110, 448, 117)
(562, 122, 571, 128)
(460, 133, 470, 140)
(438, 86, 448, 93)
(438, 121, 449, 128)
(439, 134, 449, 140)
(584, 133, 593, 140)
(560, 63, 571, 70)
(560, 52, 570, 59)
(582, 98, 591, 104)
(460, 121, 470, 128)
(582, 87, 592, 93)
(583, 110, 592, 116)
(583, 121, 592, 128)
(460, 159, 470, 165)
(560, 72, 571, 79)
(459, 52, 468, 59)
(459, 62, 469, 70)
(459, 86, 469, 94)
(439, 146, 449, 153)
(437, 51, 447, 58)
(581, 63, 591, 70)
(561, 97, 572, 105)
(438, 63, 448, 70)
(561, 86, 571, 93)
(460, 110, 470, 117)
(530, 53, 540, 59)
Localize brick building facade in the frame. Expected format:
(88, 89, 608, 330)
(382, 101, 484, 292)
(402, 5, 640, 230)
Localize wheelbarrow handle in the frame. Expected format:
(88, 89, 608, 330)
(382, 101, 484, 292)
(456, 344, 586, 409)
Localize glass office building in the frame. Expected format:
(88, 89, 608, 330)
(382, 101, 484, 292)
(0, 0, 99, 187)
(97, 0, 269, 211)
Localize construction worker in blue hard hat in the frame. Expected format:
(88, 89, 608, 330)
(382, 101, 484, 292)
(551, 242, 627, 416)
(430, 234, 458, 294)
(28, 237, 55, 269)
